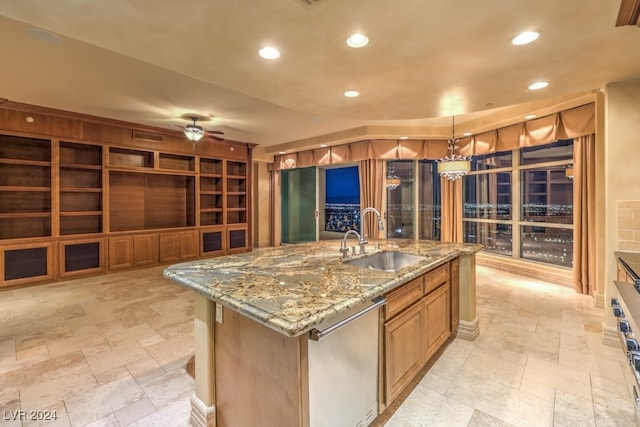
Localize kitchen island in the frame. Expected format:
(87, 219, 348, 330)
(164, 239, 482, 426)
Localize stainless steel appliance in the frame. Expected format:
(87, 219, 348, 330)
(613, 252, 640, 424)
(307, 297, 385, 427)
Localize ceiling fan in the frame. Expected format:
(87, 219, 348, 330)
(176, 116, 224, 142)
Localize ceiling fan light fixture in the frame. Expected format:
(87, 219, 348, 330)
(184, 125, 204, 142)
(183, 117, 205, 141)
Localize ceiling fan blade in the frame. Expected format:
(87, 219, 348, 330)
(175, 124, 186, 130)
(207, 130, 224, 135)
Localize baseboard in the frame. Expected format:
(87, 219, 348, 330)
(602, 323, 621, 348)
(477, 253, 572, 288)
(190, 394, 216, 427)
(457, 318, 480, 341)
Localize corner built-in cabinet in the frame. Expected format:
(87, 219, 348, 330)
(0, 122, 252, 287)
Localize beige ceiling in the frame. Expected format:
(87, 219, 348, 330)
(0, 0, 639, 158)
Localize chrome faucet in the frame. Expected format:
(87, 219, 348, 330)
(360, 207, 384, 245)
(340, 229, 361, 258)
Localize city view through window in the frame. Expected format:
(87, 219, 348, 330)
(325, 166, 361, 233)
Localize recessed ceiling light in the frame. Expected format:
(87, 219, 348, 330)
(344, 90, 359, 98)
(279, 151, 286, 154)
(399, 136, 408, 140)
(463, 132, 472, 137)
(512, 31, 539, 46)
(347, 33, 369, 48)
(259, 47, 280, 60)
(528, 81, 549, 90)
(320, 144, 327, 147)
(524, 114, 537, 120)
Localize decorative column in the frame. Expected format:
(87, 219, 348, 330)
(191, 294, 217, 426)
(457, 252, 479, 340)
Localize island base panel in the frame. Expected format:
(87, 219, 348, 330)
(214, 307, 309, 427)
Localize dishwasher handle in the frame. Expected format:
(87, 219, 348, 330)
(309, 296, 386, 341)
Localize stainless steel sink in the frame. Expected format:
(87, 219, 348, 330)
(344, 250, 426, 272)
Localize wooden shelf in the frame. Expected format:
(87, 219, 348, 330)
(59, 163, 102, 170)
(0, 158, 51, 167)
(60, 187, 102, 193)
(0, 186, 51, 192)
(60, 211, 102, 216)
(0, 212, 51, 218)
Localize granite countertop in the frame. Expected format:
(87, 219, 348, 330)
(163, 239, 483, 337)
(615, 251, 640, 283)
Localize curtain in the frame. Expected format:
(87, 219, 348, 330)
(273, 103, 595, 170)
(441, 177, 463, 242)
(358, 159, 385, 241)
(573, 134, 596, 295)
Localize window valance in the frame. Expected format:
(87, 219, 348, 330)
(273, 103, 595, 170)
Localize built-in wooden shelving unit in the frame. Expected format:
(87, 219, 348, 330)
(0, 102, 253, 288)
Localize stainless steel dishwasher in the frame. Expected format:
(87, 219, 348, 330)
(307, 297, 385, 427)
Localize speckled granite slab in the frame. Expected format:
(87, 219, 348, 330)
(163, 240, 483, 337)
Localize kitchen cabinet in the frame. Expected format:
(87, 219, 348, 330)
(382, 261, 453, 406)
(384, 298, 425, 402)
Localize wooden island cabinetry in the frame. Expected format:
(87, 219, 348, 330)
(0, 103, 253, 288)
(382, 261, 454, 407)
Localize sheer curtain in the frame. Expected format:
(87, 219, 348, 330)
(358, 159, 385, 240)
(573, 134, 596, 295)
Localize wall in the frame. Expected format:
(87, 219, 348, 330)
(604, 77, 640, 340)
(617, 201, 640, 252)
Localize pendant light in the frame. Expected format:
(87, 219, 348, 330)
(437, 116, 471, 181)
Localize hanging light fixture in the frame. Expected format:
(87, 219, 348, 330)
(437, 116, 471, 181)
(386, 163, 401, 190)
(184, 117, 205, 142)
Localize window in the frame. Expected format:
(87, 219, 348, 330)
(463, 139, 573, 268)
(386, 161, 414, 238)
(385, 160, 441, 241)
(324, 166, 360, 233)
(418, 160, 441, 240)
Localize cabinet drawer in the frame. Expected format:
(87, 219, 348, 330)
(385, 276, 424, 319)
(425, 262, 449, 294)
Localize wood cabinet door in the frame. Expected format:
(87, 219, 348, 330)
(178, 230, 198, 260)
(450, 258, 460, 334)
(133, 233, 158, 266)
(158, 232, 180, 263)
(424, 283, 451, 359)
(108, 235, 134, 270)
(384, 301, 425, 404)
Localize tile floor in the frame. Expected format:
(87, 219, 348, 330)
(0, 265, 637, 426)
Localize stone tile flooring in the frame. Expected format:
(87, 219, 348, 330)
(0, 265, 637, 426)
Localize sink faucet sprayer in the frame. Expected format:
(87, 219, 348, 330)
(339, 207, 384, 258)
(360, 207, 384, 245)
